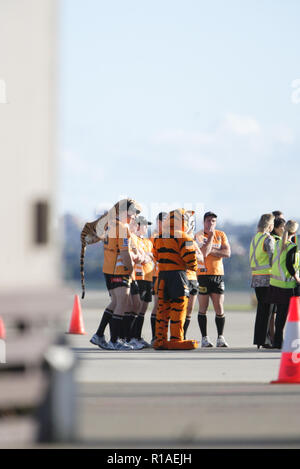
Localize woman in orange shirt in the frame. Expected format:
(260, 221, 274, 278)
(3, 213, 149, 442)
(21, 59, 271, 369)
(90, 199, 141, 351)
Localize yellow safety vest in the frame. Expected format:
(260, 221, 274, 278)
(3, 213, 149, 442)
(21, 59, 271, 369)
(249, 232, 272, 275)
(270, 240, 299, 289)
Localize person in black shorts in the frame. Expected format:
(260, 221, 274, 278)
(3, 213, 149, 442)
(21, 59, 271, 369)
(128, 216, 153, 348)
(195, 212, 231, 348)
(197, 275, 225, 295)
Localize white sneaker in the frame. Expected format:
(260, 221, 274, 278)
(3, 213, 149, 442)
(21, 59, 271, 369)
(216, 335, 229, 348)
(106, 340, 133, 350)
(201, 336, 214, 348)
(90, 334, 109, 349)
(115, 339, 134, 350)
(128, 338, 144, 350)
(106, 340, 117, 350)
(139, 338, 151, 348)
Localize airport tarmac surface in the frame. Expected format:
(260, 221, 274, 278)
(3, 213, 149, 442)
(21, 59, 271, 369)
(63, 291, 300, 448)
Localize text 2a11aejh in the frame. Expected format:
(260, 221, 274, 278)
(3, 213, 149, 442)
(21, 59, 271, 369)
(106, 453, 192, 466)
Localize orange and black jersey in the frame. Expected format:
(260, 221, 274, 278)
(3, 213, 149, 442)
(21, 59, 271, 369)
(102, 220, 132, 275)
(153, 232, 197, 272)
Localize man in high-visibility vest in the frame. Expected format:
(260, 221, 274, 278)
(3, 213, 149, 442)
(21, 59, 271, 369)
(268, 220, 300, 348)
(249, 213, 275, 349)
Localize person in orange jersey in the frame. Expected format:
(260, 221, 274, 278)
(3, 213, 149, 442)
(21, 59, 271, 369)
(152, 209, 198, 350)
(122, 217, 145, 349)
(128, 216, 154, 348)
(90, 199, 141, 351)
(195, 211, 231, 348)
(180, 210, 204, 339)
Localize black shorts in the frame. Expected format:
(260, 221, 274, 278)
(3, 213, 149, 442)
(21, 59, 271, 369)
(189, 279, 199, 296)
(158, 271, 190, 301)
(130, 280, 140, 295)
(197, 275, 225, 295)
(104, 274, 131, 291)
(137, 280, 152, 303)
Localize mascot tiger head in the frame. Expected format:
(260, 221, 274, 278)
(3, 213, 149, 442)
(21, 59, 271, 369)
(163, 209, 195, 237)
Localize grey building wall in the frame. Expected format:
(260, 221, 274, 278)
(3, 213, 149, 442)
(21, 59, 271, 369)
(0, 0, 60, 290)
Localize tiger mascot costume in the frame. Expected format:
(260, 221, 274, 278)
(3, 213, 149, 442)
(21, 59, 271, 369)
(80, 198, 141, 298)
(152, 209, 199, 350)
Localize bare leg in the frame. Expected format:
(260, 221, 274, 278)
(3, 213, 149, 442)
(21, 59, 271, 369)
(110, 287, 130, 342)
(151, 294, 158, 341)
(210, 293, 225, 317)
(184, 294, 197, 339)
(197, 294, 209, 314)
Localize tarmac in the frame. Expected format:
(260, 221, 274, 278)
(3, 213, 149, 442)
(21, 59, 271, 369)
(63, 291, 300, 449)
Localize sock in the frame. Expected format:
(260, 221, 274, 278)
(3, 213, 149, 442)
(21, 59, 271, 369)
(183, 317, 191, 340)
(119, 317, 125, 340)
(123, 312, 132, 342)
(151, 315, 156, 340)
(110, 314, 123, 343)
(127, 313, 137, 341)
(198, 313, 207, 337)
(215, 315, 225, 337)
(129, 313, 138, 340)
(135, 314, 145, 340)
(96, 308, 113, 337)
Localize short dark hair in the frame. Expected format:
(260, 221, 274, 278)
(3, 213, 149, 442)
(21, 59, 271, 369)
(204, 211, 217, 220)
(272, 210, 283, 219)
(274, 217, 286, 229)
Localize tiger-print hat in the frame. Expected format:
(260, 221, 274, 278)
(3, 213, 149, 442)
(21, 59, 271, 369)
(163, 209, 195, 236)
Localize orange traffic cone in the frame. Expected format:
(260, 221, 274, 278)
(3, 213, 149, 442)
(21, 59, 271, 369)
(271, 296, 300, 384)
(66, 295, 86, 335)
(0, 317, 6, 340)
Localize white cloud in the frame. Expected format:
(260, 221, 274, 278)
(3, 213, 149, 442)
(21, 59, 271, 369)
(178, 154, 221, 172)
(272, 125, 295, 145)
(291, 79, 300, 104)
(151, 113, 295, 176)
(61, 150, 87, 174)
(152, 129, 214, 146)
(222, 113, 261, 136)
(151, 113, 262, 153)
(60, 149, 106, 182)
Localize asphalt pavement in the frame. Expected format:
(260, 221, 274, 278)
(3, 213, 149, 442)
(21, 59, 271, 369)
(61, 291, 300, 448)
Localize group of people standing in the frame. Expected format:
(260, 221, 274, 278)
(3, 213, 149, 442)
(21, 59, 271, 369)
(86, 200, 299, 352)
(88, 199, 231, 351)
(250, 211, 300, 349)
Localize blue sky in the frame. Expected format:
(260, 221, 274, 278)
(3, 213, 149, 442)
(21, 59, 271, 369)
(58, 0, 300, 224)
